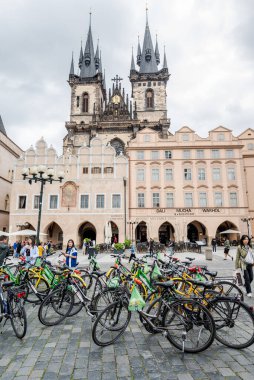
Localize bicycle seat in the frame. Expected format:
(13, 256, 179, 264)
(2, 281, 15, 288)
(185, 257, 195, 261)
(154, 280, 175, 288)
(187, 279, 214, 289)
(92, 271, 107, 277)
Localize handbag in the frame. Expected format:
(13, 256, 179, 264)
(244, 249, 254, 265)
(233, 269, 243, 286)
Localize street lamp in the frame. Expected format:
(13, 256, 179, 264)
(241, 217, 254, 237)
(127, 221, 138, 243)
(123, 177, 127, 239)
(22, 166, 64, 244)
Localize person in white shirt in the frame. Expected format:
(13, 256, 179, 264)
(21, 236, 39, 265)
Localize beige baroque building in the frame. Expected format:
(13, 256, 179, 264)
(0, 116, 23, 232)
(8, 13, 254, 245)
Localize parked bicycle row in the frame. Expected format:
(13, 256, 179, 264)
(1, 244, 254, 355)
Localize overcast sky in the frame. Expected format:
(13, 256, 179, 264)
(0, 0, 253, 153)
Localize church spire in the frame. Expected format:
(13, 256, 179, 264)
(78, 42, 83, 69)
(80, 12, 96, 78)
(136, 36, 141, 66)
(155, 34, 160, 65)
(130, 47, 136, 71)
(95, 39, 100, 70)
(69, 52, 74, 76)
(139, 8, 158, 73)
(163, 46, 168, 70)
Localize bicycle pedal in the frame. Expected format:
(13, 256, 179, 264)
(161, 331, 168, 337)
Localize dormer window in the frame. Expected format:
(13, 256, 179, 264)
(145, 48, 151, 62)
(84, 53, 91, 66)
(146, 89, 154, 109)
(82, 93, 89, 113)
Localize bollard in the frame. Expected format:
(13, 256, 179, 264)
(205, 248, 213, 260)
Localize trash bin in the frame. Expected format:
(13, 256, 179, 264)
(205, 248, 213, 261)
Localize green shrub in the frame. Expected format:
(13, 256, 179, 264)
(114, 243, 125, 251)
(124, 239, 131, 248)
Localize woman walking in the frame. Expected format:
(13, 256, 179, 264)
(235, 235, 254, 297)
(224, 238, 233, 260)
(62, 239, 78, 269)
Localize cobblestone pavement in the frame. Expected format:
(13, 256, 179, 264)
(1, 249, 254, 380)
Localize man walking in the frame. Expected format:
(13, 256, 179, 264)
(0, 235, 10, 266)
(211, 238, 217, 253)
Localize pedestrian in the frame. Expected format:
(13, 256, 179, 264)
(38, 242, 44, 257)
(149, 238, 154, 257)
(61, 239, 78, 269)
(82, 239, 87, 255)
(211, 238, 217, 253)
(21, 236, 39, 265)
(16, 240, 22, 257)
(129, 244, 136, 263)
(13, 241, 17, 257)
(235, 235, 254, 297)
(0, 235, 10, 266)
(223, 238, 233, 260)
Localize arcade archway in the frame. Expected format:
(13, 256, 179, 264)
(187, 220, 207, 243)
(79, 222, 97, 247)
(158, 222, 175, 244)
(136, 221, 147, 243)
(216, 220, 239, 244)
(44, 222, 63, 246)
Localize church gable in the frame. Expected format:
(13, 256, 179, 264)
(209, 126, 232, 133)
(237, 128, 254, 139)
(176, 126, 195, 134)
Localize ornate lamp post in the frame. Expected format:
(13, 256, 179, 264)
(127, 221, 137, 243)
(22, 165, 64, 244)
(241, 217, 254, 237)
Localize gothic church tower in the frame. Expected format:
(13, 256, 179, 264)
(129, 11, 170, 124)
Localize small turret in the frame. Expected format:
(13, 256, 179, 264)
(78, 42, 83, 69)
(69, 53, 74, 76)
(137, 36, 141, 66)
(155, 35, 160, 65)
(95, 40, 100, 70)
(130, 47, 136, 72)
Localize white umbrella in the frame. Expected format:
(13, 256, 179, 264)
(9, 229, 37, 236)
(104, 222, 109, 244)
(107, 221, 112, 243)
(219, 229, 241, 234)
(0, 230, 10, 236)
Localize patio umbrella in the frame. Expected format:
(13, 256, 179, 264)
(0, 230, 10, 236)
(107, 221, 112, 243)
(104, 222, 109, 244)
(9, 229, 37, 236)
(219, 229, 241, 234)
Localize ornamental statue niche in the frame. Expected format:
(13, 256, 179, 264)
(61, 181, 78, 208)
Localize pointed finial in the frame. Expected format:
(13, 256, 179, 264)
(89, 9, 92, 26)
(146, 3, 148, 25)
(69, 51, 74, 75)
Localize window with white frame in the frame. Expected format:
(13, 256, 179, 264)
(166, 192, 174, 207)
(183, 150, 191, 159)
(80, 194, 89, 209)
(18, 195, 26, 209)
(211, 149, 220, 159)
(96, 194, 105, 208)
(165, 168, 173, 181)
(214, 192, 223, 207)
(137, 193, 145, 208)
(112, 194, 121, 208)
(218, 133, 225, 141)
(199, 192, 207, 207)
(196, 149, 204, 159)
(34, 195, 40, 209)
(184, 168, 192, 180)
(49, 195, 58, 209)
(151, 168, 159, 181)
(198, 168, 206, 180)
(183, 134, 189, 141)
(229, 192, 237, 207)
(151, 151, 159, 160)
(137, 151, 144, 160)
(165, 150, 172, 159)
(227, 167, 236, 180)
(226, 149, 234, 158)
(152, 193, 160, 207)
(184, 193, 193, 207)
(136, 168, 145, 181)
(212, 168, 221, 181)
(144, 135, 150, 142)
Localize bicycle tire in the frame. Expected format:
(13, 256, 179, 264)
(213, 281, 244, 301)
(25, 276, 50, 303)
(68, 277, 87, 317)
(10, 299, 27, 339)
(92, 299, 131, 346)
(91, 287, 124, 315)
(209, 297, 254, 349)
(141, 296, 165, 333)
(80, 272, 103, 301)
(163, 299, 215, 353)
(38, 287, 74, 326)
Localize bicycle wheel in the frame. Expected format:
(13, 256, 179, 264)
(141, 296, 164, 333)
(213, 281, 244, 301)
(80, 272, 103, 301)
(91, 287, 123, 315)
(68, 277, 87, 317)
(163, 299, 215, 353)
(209, 297, 254, 349)
(38, 287, 74, 326)
(9, 299, 27, 339)
(25, 276, 49, 303)
(92, 299, 131, 346)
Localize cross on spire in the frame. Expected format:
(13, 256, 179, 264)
(111, 74, 123, 89)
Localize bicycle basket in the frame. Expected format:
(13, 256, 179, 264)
(107, 276, 120, 288)
(151, 263, 162, 280)
(128, 285, 146, 311)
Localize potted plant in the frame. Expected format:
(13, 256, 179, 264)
(124, 239, 131, 249)
(114, 242, 125, 254)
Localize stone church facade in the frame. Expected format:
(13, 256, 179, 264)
(8, 14, 254, 246)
